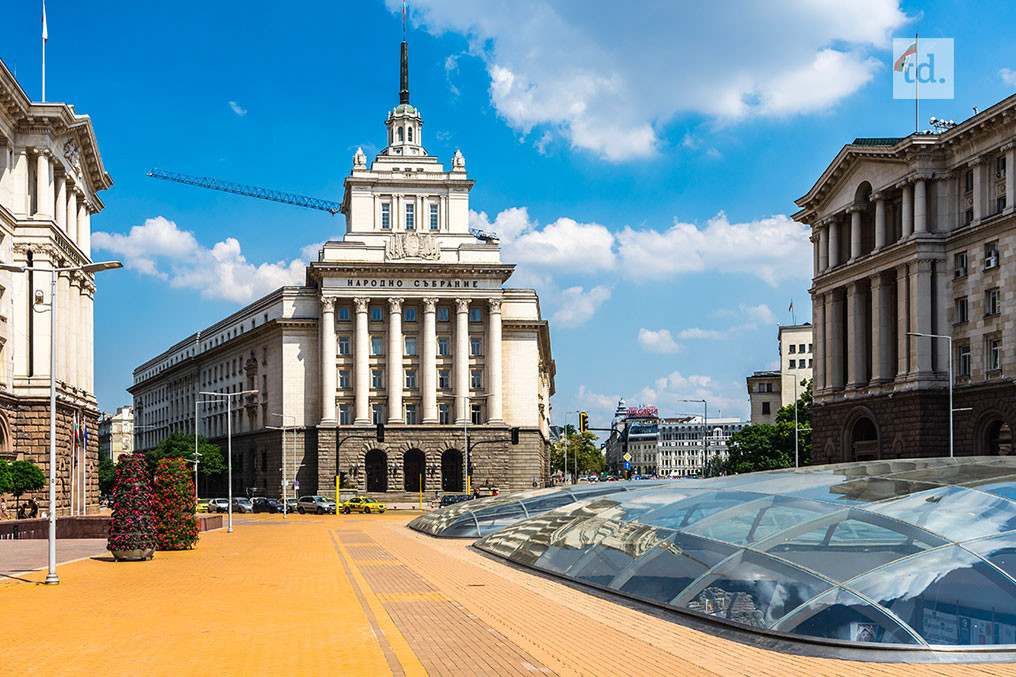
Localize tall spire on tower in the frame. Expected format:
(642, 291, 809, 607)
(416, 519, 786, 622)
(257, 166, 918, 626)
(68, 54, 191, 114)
(400, 40, 410, 105)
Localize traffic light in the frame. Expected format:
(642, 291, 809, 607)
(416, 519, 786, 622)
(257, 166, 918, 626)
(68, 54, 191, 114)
(510, 427, 520, 445)
(579, 412, 589, 434)
(376, 423, 385, 442)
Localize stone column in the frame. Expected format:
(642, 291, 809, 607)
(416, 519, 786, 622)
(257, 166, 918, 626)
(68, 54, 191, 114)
(828, 289, 844, 389)
(846, 282, 867, 388)
(901, 183, 914, 237)
(57, 271, 70, 384)
(487, 298, 504, 423)
(897, 265, 910, 378)
(353, 297, 370, 424)
(828, 219, 840, 267)
(812, 293, 825, 391)
(849, 206, 862, 260)
(54, 174, 66, 230)
(914, 177, 928, 233)
(34, 149, 53, 219)
(78, 202, 91, 257)
(1005, 143, 1015, 212)
(910, 259, 934, 376)
(320, 296, 337, 424)
(66, 188, 78, 243)
(870, 274, 893, 383)
(817, 224, 828, 272)
(10, 149, 30, 216)
(873, 193, 886, 250)
(454, 298, 470, 424)
(421, 297, 438, 423)
(69, 274, 82, 389)
(971, 158, 985, 222)
(83, 283, 95, 394)
(387, 297, 404, 423)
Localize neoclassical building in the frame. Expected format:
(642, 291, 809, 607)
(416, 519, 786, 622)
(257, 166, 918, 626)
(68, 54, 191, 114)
(130, 42, 556, 498)
(796, 93, 1016, 463)
(0, 60, 111, 513)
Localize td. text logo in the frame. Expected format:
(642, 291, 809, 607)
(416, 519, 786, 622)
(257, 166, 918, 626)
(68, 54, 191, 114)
(893, 37, 954, 100)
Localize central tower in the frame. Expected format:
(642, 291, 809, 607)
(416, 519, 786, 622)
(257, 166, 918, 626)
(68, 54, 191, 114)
(383, 40, 425, 158)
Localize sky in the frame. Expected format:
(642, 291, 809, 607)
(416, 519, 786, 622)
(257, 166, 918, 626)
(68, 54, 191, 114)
(5, 0, 1016, 428)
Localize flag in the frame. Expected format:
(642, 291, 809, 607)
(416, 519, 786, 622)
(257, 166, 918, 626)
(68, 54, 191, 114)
(788, 300, 793, 312)
(402, 0, 406, 25)
(894, 40, 917, 73)
(42, 1, 48, 43)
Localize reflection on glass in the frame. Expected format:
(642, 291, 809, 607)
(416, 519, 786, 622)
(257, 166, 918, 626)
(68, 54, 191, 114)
(849, 546, 1016, 645)
(440, 514, 479, 538)
(611, 532, 736, 604)
(772, 588, 921, 645)
(533, 518, 613, 573)
(964, 532, 1016, 581)
(640, 491, 764, 531)
(866, 486, 1016, 542)
(566, 524, 667, 587)
(682, 495, 839, 546)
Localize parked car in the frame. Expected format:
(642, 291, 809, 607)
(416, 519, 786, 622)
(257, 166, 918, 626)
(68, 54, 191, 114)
(283, 498, 298, 512)
(196, 499, 210, 513)
(297, 495, 336, 514)
(208, 498, 230, 513)
(232, 497, 254, 513)
(340, 496, 386, 514)
(439, 494, 473, 508)
(251, 497, 282, 513)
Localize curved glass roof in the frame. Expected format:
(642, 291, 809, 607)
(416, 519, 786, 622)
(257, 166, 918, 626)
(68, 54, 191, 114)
(473, 457, 1016, 650)
(407, 481, 668, 538)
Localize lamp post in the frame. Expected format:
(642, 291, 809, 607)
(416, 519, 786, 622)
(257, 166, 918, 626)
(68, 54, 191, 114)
(199, 389, 257, 532)
(0, 260, 122, 585)
(268, 413, 296, 519)
(908, 332, 954, 457)
(461, 392, 492, 495)
(678, 399, 708, 476)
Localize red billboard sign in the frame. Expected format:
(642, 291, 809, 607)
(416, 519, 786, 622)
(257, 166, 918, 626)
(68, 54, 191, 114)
(626, 406, 658, 417)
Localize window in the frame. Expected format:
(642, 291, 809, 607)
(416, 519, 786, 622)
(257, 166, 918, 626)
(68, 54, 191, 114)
(799, 344, 805, 353)
(338, 336, 351, 355)
(372, 369, 384, 389)
(371, 306, 383, 322)
(958, 344, 971, 377)
(438, 337, 450, 356)
(405, 369, 417, 389)
(407, 126, 414, 142)
(429, 203, 438, 230)
(964, 208, 974, 225)
(397, 127, 404, 142)
(986, 288, 1001, 316)
(406, 203, 415, 230)
(955, 252, 968, 278)
(371, 337, 383, 355)
(809, 359, 813, 368)
(999, 196, 1008, 214)
(470, 308, 482, 322)
(405, 337, 417, 356)
(985, 242, 1000, 269)
(789, 344, 797, 354)
(381, 203, 391, 229)
(808, 343, 813, 352)
(988, 337, 1002, 372)
(762, 402, 771, 415)
(470, 370, 483, 389)
(965, 169, 974, 192)
(338, 369, 351, 389)
(470, 336, 482, 356)
(955, 297, 969, 324)
(998, 155, 1007, 179)
(405, 404, 418, 424)
(471, 403, 483, 424)
(372, 404, 385, 424)
(438, 307, 449, 322)
(439, 403, 451, 424)
(338, 306, 350, 322)
(438, 370, 450, 389)
(339, 404, 352, 425)
(789, 359, 796, 369)
(405, 307, 416, 322)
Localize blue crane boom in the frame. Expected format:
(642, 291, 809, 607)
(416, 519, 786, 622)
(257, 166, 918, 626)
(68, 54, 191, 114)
(146, 168, 342, 215)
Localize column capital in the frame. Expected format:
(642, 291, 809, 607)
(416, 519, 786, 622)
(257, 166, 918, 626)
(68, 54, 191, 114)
(487, 298, 502, 313)
(31, 145, 52, 158)
(353, 296, 370, 313)
(1001, 141, 1016, 153)
(966, 155, 988, 168)
(320, 296, 337, 312)
(455, 298, 470, 313)
(387, 296, 404, 313)
(422, 297, 438, 312)
(869, 191, 886, 202)
(846, 203, 866, 214)
(869, 272, 885, 290)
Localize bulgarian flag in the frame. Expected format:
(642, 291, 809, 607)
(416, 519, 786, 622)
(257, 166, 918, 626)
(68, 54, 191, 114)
(894, 40, 917, 73)
(42, 0, 48, 43)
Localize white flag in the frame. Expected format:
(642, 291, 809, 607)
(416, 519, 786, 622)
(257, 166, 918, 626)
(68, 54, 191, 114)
(42, 1, 48, 43)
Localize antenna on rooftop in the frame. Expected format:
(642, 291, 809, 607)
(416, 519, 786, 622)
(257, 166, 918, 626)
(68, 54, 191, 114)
(929, 117, 957, 133)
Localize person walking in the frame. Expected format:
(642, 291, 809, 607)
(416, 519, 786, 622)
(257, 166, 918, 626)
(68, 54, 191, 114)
(0, 498, 9, 520)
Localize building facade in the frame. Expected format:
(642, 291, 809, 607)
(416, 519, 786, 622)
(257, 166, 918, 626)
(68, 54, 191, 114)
(747, 371, 782, 424)
(796, 94, 1016, 463)
(747, 324, 813, 424)
(129, 42, 556, 499)
(0, 60, 111, 514)
(98, 406, 133, 463)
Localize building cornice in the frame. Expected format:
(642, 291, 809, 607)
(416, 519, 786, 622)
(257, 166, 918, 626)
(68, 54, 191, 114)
(309, 260, 516, 284)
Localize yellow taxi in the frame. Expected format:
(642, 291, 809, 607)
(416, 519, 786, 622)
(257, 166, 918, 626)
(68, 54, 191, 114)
(340, 496, 386, 514)
(196, 499, 210, 513)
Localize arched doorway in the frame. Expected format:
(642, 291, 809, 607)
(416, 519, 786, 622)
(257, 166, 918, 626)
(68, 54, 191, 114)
(442, 449, 462, 492)
(850, 417, 879, 461)
(365, 449, 388, 493)
(986, 421, 1014, 456)
(404, 449, 425, 492)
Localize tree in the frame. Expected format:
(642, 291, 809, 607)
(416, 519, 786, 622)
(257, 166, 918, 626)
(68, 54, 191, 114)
(0, 459, 12, 495)
(98, 456, 116, 495)
(144, 432, 225, 479)
(152, 458, 199, 550)
(721, 379, 813, 476)
(551, 430, 604, 476)
(107, 454, 156, 555)
(9, 460, 45, 512)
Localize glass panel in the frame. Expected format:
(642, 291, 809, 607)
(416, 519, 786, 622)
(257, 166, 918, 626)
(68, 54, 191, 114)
(640, 491, 765, 531)
(504, 503, 610, 566)
(609, 487, 707, 522)
(474, 503, 529, 536)
(682, 495, 839, 546)
(772, 588, 921, 645)
(673, 550, 832, 628)
(521, 492, 577, 515)
(884, 460, 1016, 487)
(962, 532, 1016, 581)
(612, 532, 737, 604)
(865, 486, 1016, 542)
(755, 508, 947, 582)
(566, 524, 667, 587)
(849, 545, 1016, 646)
(786, 477, 941, 507)
(966, 475, 1016, 503)
(533, 518, 613, 574)
(439, 514, 480, 538)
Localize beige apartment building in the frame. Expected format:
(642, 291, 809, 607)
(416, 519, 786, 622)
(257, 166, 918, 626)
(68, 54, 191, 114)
(747, 323, 813, 424)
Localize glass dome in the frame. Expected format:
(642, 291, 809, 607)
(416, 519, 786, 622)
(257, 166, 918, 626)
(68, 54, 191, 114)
(473, 457, 1016, 651)
(407, 480, 668, 538)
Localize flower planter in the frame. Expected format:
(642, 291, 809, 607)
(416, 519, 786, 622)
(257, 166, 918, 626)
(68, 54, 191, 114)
(111, 547, 154, 562)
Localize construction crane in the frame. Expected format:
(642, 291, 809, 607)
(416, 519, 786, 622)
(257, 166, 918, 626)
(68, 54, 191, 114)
(146, 168, 342, 216)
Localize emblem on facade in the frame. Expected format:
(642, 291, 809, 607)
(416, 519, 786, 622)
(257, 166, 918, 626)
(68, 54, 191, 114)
(63, 139, 81, 170)
(385, 232, 440, 261)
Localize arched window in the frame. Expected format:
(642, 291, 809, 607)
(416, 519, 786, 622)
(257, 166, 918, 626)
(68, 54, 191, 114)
(441, 449, 463, 492)
(398, 127, 404, 142)
(407, 126, 414, 142)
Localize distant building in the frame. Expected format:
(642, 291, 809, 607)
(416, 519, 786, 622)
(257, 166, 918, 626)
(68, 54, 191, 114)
(98, 406, 133, 463)
(747, 371, 782, 424)
(746, 324, 813, 424)
(659, 416, 749, 476)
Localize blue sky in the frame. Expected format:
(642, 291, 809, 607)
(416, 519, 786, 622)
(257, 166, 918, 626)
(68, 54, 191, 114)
(5, 0, 1016, 426)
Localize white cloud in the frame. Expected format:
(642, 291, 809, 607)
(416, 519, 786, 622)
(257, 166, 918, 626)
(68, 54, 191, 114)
(1002, 68, 1016, 87)
(678, 328, 726, 340)
(228, 100, 247, 116)
(741, 303, 778, 325)
(93, 217, 307, 304)
(551, 285, 611, 327)
(534, 130, 553, 155)
(470, 208, 616, 272)
(638, 328, 682, 354)
(397, 0, 907, 159)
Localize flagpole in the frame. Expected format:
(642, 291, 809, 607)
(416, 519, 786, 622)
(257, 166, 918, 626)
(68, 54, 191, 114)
(41, 0, 46, 102)
(914, 33, 919, 133)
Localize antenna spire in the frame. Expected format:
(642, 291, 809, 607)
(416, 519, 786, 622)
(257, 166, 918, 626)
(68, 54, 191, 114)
(400, 40, 410, 104)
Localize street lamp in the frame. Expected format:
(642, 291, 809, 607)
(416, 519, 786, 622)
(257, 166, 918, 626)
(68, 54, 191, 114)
(678, 399, 708, 476)
(908, 332, 954, 457)
(199, 389, 257, 533)
(268, 413, 296, 519)
(0, 260, 122, 585)
(461, 392, 492, 495)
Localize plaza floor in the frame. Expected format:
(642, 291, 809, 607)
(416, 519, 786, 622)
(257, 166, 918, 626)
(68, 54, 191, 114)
(2, 512, 1015, 676)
